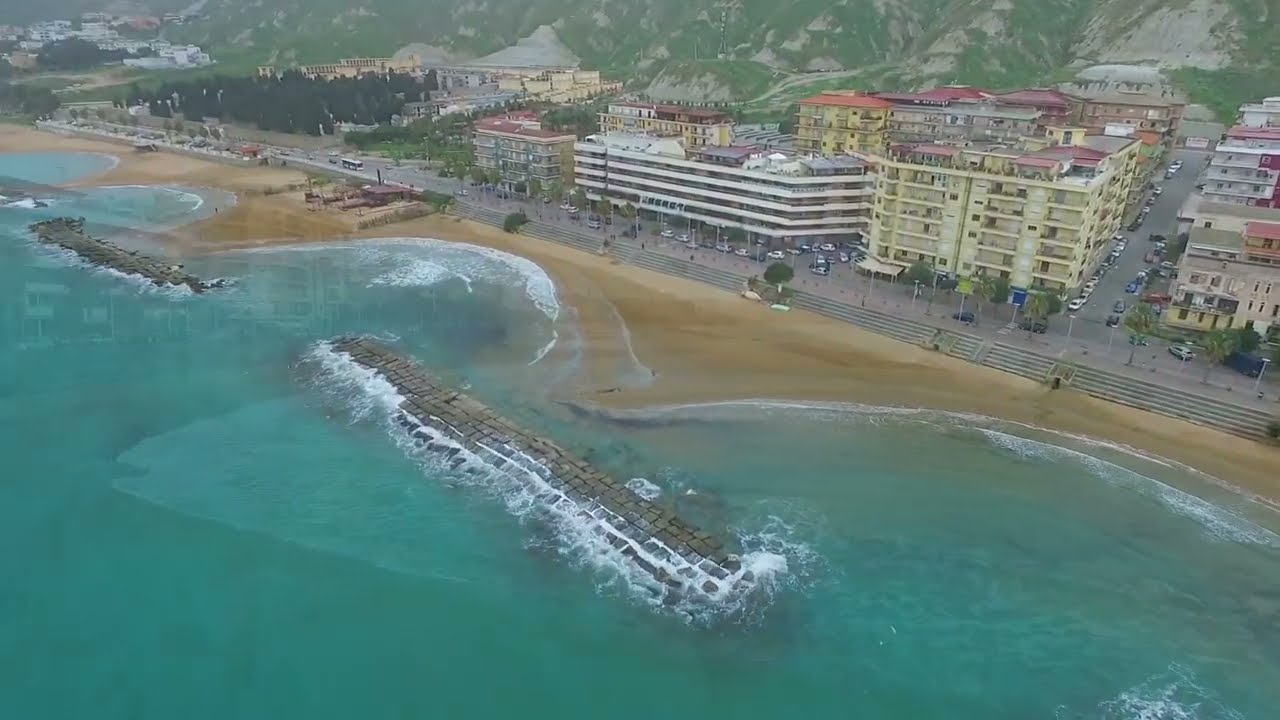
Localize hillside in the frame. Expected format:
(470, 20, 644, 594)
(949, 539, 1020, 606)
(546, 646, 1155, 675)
(165, 0, 1278, 117)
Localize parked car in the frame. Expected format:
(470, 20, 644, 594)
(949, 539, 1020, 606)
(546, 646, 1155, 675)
(1127, 220, 1142, 231)
(734, 248, 750, 257)
(1106, 315, 1121, 327)
(810, 264, 830, 276)
(587, 218, 601, 229)
(1169, 345, 1195, 361)
(1113, 300, 1126, 313)
(1067, 298, 1086, 311)
(676, 233, 690, 243)
(1125, 282, 1140, 294)
(1226, 351, 1268, 377)
(1153, 186, 1163, 196)
(660, 228, 675, 238)
(766, 250, 786, 260)
(838, 252, 850, 263)
(785, 248, 802, 255)
(715, 243, 732, 253)
(819, 243, 837, 252)
(1160, 261, 1176, 270)
(952, 311, 976, 324)
(566, 207, 580, 215)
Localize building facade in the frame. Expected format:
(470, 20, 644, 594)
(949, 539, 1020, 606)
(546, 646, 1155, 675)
(867, 128, 1140, 294)
(1069, 90, 1185, 140)
(473, 117, 577, 189)
(1201, 126, 1280, 208)
(257, 55, 422, 80)
(794, 92, 893, 155)
(574, 133, 875, 242)
(1167, 220, 1280, 336)
(991, 88, 1083, 128)
(596, 103, 733, 148)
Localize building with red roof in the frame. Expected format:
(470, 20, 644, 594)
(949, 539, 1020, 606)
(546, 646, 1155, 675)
(992, 88, 1083, 127)
(794, 92, 894, 155)
(472, 117, 578, 190)
(597, 102, 734, 148)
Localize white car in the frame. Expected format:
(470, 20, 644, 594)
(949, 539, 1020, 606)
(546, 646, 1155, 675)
(660, 228, 675, 238)
(734, 248, 750, 257)
(1067, 298, 1087, 311)
(1115, 242, 1126, 252)
(766, 250, 786, 260)
(838, 252, 850, 263)
(676, 233, 690, 243)
(559, 202, 574, 210)
(819, 243, 837, 252)
(810, 264, 830, 276)
(566, 207, 580, 215)
(785, 248, 802, 256)
(715, 243, 732, 253)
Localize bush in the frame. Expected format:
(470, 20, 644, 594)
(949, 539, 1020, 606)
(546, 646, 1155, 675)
(502, 211, 528, 233)
(1268, 420, 1280, 441)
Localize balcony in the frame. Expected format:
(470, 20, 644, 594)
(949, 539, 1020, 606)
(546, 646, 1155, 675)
(1173, 296, 1238, 314)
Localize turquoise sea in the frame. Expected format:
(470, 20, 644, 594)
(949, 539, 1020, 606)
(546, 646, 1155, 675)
(3, 151, 1280, 719)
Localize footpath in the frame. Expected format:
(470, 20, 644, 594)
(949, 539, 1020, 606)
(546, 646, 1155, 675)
(452, 202, 1276, 441)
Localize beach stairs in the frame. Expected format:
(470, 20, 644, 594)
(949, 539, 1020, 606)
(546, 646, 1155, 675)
(629, 252, 748, 293)
(1068, 365, 1273, 439)
(931, 332, 984, 362)
(789, 290, 936, 346)
(1046, 361, 1078, 386)
(980, 343, 1059, 382)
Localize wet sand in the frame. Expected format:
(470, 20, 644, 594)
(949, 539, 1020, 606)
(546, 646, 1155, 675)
(8, 125, 1280, 507)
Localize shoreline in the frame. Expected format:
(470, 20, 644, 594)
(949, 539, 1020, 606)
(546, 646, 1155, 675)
(7, 125, 1280, 508)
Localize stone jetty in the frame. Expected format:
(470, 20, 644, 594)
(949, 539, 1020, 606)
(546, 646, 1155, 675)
(328, 337, 752, 600)
(29, 217, 230, 293)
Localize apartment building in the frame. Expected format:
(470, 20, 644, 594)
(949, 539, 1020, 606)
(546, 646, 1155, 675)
(573, 133, 875, 242)
(597, 103, 734, 148)
(872, 89, 1040, 144)
(1201, 125, 1280, 208)
(473, 117, 577, 188)
(1068, 89, 1186, 140)
(257, 54, 422, 80)
(1239, 97, 1280, 128)
(794, 92, 893, 155)
(496, 69, 620, 103)
(1167, 219, 1280, 336)
(990, 88, 1082, 128)
(867, 127, 1140, 294)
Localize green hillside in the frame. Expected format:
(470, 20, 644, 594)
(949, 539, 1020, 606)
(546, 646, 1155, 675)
(162, 0, 1278, 119)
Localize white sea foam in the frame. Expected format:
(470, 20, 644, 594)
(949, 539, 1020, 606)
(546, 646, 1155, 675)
(529, 330, 558, 366)
(1070, 664, 1245, 720)
(625, 477, 662, 501)
(591, 398, 1280, 546)
(4, 197, 56, 209)
(367, 256, 469, 290)
(31, 242, 197, 300)
(98, 184, 206, 212)
(305, 341, 801, 623)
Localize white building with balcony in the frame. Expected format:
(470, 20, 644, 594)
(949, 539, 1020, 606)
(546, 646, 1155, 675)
(1239, 97, 1280, 129)
(573, 133, 875, 243)
(1202, 126, 1280, 209)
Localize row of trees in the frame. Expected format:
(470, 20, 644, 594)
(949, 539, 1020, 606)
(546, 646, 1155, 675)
(129, 70, 437, 136)
(0, 81, 59, 117)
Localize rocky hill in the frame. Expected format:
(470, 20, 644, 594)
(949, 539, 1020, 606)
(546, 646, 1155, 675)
(166, 0, 1276, 116)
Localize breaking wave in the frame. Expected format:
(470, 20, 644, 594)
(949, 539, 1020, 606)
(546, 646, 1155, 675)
(302, 341, 816, 624)
(1056, 664, 1243, 720)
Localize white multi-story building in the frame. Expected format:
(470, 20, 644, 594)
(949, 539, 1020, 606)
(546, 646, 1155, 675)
(1239, 97, 1280, 129)
(574, 133, 875, 242)
(1202, 125, 1280, 209)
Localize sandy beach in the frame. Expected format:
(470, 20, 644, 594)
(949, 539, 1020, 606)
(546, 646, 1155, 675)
(7, 123, 1280, 506)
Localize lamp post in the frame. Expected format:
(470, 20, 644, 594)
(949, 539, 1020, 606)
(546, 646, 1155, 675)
(1107, 323, 1116, 352)
(1064, 314, 1077, 353)
(1254, 357, 1271, 394)
(911, 280, 921, 312)
(926, 272, 939, 316)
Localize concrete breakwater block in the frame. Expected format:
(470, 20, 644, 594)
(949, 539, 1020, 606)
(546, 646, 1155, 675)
(326, 336, 747, 599)
(28, 217, 231, 293)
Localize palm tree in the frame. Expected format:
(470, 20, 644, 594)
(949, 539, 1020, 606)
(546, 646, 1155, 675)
(1201, 329, 1238, 384)
(1123, 302, 1158, 365)
(1024, 292, 1052, 339)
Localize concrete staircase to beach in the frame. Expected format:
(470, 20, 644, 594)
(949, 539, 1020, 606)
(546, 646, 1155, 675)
(789, 290, 937, 346)
(980, 343, 1059, 382)
(629, 251, 747, 293)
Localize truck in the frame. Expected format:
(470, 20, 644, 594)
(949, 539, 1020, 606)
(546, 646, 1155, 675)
(1225, 351, 1268, 378)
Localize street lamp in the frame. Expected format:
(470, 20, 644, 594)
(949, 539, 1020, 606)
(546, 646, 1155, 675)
(1064, 314, 1077, 353)
(911, 280, 920, 312)
(1107, 323, 1116, 352)
(1254, 357, 1271, 394)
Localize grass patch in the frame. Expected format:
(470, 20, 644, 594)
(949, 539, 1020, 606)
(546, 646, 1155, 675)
(1169, 67, 1276, 124)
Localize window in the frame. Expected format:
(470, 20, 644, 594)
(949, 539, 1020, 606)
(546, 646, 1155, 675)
(939, 259, 947, 267)
(971, 214, 980, 221)
(1178, 308, 1189, 320)
(1204, 221, 1213, 229)
(968, 231, 977, 238)
(949, 193, 959, 200)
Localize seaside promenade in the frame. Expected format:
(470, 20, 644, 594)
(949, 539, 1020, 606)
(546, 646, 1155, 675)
(36, 121, 1279, 440)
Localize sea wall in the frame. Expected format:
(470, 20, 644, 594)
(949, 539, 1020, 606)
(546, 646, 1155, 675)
(30, 217, 229, 293)
(329, 337, 752, 600)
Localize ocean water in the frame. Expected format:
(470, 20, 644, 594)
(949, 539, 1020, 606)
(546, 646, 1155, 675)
(3, 152, 1280, 719)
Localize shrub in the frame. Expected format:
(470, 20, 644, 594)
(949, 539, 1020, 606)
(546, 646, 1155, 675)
(502, 211, 528, 233)
(1267, 420, 1280, 441)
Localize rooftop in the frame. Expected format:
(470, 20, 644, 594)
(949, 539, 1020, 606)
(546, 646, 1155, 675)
(578, 132, 867, 176)
(798, 92, 894, 110)
(607, 102, 730, 121)
(993, 88, 1080, 108)
(1188, 226, 1245, 253)
(1226, 125, 1280, 141)
(1246, 221, 1280, 241)
(474, 117, 575, 141)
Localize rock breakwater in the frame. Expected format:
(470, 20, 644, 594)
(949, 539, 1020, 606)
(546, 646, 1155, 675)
(328, 336, 753, 602)
(29, 217, 230, 293)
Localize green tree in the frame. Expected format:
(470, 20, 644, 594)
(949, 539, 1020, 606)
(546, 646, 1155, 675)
(1201, 328, 1238, 384)
(1123, 303, 1158, 365)
(1229, 326, 1261, 354)
(1024, 292, 1053, 338)
(502, 211, 529, 233)
(548, 180, 565, 203)
(526, 177, 542, 200)
(904, 262, 934, 287)
(569, 187, 587, 209)
(617, 202, 636, 237)
(724, 226, 748, 246)
(763, 261, 794, 287)
(469, 167, 486, 185)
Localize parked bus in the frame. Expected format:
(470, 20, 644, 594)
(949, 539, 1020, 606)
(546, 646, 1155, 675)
(341, 158, 364, 171)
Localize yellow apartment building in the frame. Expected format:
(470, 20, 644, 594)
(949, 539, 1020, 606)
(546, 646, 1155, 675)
(867, 127, 1140, 295)
(1167, 220, 1280, 336)
(596, 102, 734, 148)
(794, 91, 894, 156)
